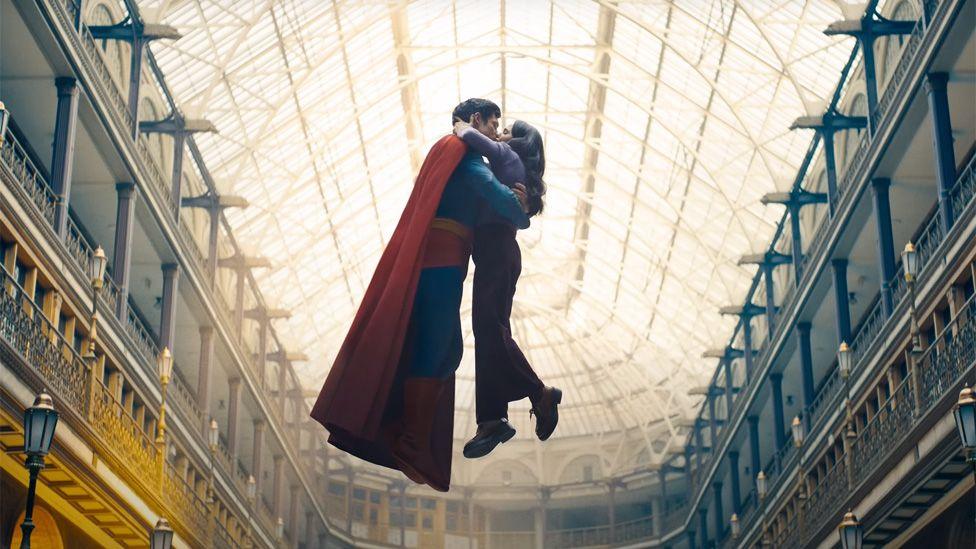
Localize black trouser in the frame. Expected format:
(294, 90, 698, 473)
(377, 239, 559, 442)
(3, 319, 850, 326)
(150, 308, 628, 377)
(472, 223, 544, 423)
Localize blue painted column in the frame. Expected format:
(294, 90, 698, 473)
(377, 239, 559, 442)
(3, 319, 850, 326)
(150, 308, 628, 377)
(684, 446, 694, 481)
(742, 318, 755, 381)
(127, 37, 147, 138)
(112, 182, 137, 319)
(871, 178, 898, 316)
(159, 263, 180, 352)
(823, 131, 839, 214)
(861, 34, 879, 135)
(51, 77, 80, 238)
(788, 203, 804, 283)
(707, 393, 718, 446)
(723, 358, 735, 419)
(698, 508, 709, 549)
(694, 420, 704, 471)
(831, 259, 852, 344)
(770, 373, 786, 450)
(170, 130, 186, 216)
(797, 322, 816, 411)
(687, 530, 696, 549)
(712, 482, 724, 541)
(925, 73, 957, 232)
(728, 451, 742, 514)
(659, 468, 669, 501)
(747, 416, 761, 478)
(762, 263, 777, 338)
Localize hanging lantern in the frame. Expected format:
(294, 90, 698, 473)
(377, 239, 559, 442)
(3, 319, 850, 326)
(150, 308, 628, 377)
(208, 418, 219, 450)
(756, 470, 767, 501)
(246, 475, 257, 500)
(792, 416, 805, 448)
(901, 242, 918, 282)
(24, 392, 59, 457)
(838, 510, 862, 549)
(90, 246, 108, 288)
(730, 513, 740, 539)
(150, 518, 174, 549)
(953, 386, 976, 450)
(838, 342, 852, 379)
(157, 347, 173, 384)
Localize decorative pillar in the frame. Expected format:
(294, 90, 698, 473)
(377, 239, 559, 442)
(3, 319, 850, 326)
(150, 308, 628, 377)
(925, 73, 957, 232)
(797, 322, 816, 411)
(698, 508, 709, 549)
(305, 510, 315, 549)
(728, 451, 742, 514)
(831, 259, 852, 344)
(140, 117, 217, 216)
(651, 495, 662, 537)
(608, 482, 617, 542)
(51, 77, 80, 237)
(197, 326, 215, 431)
(712, 482, 724, 541)
(159, 264, 180, 352)
(761, 190, 827, 283)
(111, 183, 138, 319)
(252, 420, 266, 492)
(288, 486, 300, 544)
(871, 178, 898, 315)
(747, 416, 761, 479)
(272, 455, 285, 516)
(226, 377, 242, 456)
(770, 373, 786, 450)
(694, 420, 704, 471)
(822, 131, 840, 213)
(723, 357, 735, 419)
(762, 262, 777, 337)
(684, 446, 693, 480)
(788, 203, 805, 281)
(742, 317, 754, 381)
(687, 529, 696, 549)
(707, 393, 718, 446)
(860, 34, 880, 131)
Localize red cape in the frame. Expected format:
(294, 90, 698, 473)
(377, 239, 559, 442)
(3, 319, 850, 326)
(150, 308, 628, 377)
(310, 135, 467, 489)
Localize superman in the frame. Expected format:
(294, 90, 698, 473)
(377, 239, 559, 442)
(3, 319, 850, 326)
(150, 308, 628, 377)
(310, 98, 530, 492)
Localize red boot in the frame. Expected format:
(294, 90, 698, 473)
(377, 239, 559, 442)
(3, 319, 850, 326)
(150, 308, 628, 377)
(391, 378, 445, 487)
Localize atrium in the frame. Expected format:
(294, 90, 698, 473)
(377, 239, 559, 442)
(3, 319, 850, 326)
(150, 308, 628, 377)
(0, 0, 974, 547)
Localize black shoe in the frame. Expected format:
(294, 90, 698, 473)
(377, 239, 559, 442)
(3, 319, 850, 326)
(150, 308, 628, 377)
(530, 386, 562, 441)
(463, 419, 516, 459)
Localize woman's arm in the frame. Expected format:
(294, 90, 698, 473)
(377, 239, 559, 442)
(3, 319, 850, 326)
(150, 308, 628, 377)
(458, 158, 530, 229)
(456, 125, 514, 167)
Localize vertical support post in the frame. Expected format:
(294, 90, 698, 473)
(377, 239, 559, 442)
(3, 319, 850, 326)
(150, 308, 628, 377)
(257, 317, 269, 387)
(743, 318, 754, 381)
(831, 259, 852, 344)
(227, 377, 241, 456)
(278, 356, 289, 418)
(235, 269, 246, 335)
(861, 34, 879, 134)
(729, 451, 742, 515)
(651, 495, 662, 537)
(712, 482, 724, 542)
(171, 130, 186, 216)
(112, 182, 137, 319)
(51, 77, 80, 237)
(608, 483, 616, 542)
(694, 420, 704, 472)
(272, 455, 284, 516)
(128, 38, 145, 139)
(723, 358, 735, 419)
(159, 264, 180, 352)
(684, 446, 693, 481)
(823, 131, 839, 215)
(197, 326, 215, 430)
(762, 263, 776, 338)
(207, 206, 220, 281)
(797, 322, 816, 412)
(707, 394, 718, 446)
(253, 420, 266, 493)
(925, 72, 957, 232)
(871, 178, 898, 315)
(747, 416, 761, 479)
(770, 373, 786, 450)
(305, 510, 315, 549)
(288, 486, 299, 544)
(687, 530, 696, 549)
(788, 204, 804, 283)
(698, 508, 709, 549)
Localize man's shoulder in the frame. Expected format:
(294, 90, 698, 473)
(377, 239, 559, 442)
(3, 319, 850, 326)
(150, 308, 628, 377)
(453, 152, 490, 173)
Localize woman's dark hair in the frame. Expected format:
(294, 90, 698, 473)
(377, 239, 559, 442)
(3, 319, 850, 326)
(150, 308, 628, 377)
(451, 98, 501, 127)
(508, 120, 546, 216)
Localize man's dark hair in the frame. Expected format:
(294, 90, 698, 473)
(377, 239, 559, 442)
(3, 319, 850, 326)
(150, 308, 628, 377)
(451, 98, 501, 127)
(509, 120, 546, 217)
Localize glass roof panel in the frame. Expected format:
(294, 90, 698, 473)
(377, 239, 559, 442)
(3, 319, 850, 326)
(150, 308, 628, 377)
(143, 0, 852, 461)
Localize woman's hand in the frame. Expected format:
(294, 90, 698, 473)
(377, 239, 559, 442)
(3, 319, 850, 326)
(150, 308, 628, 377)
(512, 183, 529, 213)
(453, 117, 471, 135)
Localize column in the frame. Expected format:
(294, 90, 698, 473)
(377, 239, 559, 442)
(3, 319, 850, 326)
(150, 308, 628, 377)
(127, 37, 146, 138)
(698, 508, 709, 549)
(723, 358, 735, 419)
(728, 451, 742, 515)
(742, 318, 754, 381)
(770, 373, 786, 450)
(305, 510, 315, 549)
(707, 394, 718, 446)
(797, 322, 816, 411)
(207, 206, 220, 280)
(747, 416, 761, 479)
(651, 496, 661, 537)
(197, 326, 215, 431)
(257, 316, 269, 387)
(608, 483, 617, 542)
(823, 131, 839, 214)
(170, 130, 186, 216)
(788, 204, 804, 282)
(272, 455, 285, 516)
(159, 264, 180, 352)
(235, 269, 246, 335)
(684, 446, 693, 480)
(278, 355, 289, 417)
(253, 420, 266, 492)
(871, 178, 898, 315)
(112, 183, 137, 319)
(831, 259, 852, 344)
(288, 487, 300, 544)
(712, 482, 724, 541)
(51, 77, 80, 237)
(687, 530, 696, 549)
(861, 34, 879, 133)
(227, 378, 242, 456)
(925, 73, 957, 232)
(763, 263, 776, 337)
(694, 420, 704, 471)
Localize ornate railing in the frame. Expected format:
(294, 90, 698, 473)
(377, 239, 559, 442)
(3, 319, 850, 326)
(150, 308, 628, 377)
(125, 297, 161, 366)
(0, 122, 57, 225)
(850, 376, 916, 480)
(850, 296, 886, 368)
(170, 363, 204, 431)
(802, 456, 848, 535)
(807, 362, 842, 427)
(162, 460, 211, 541)
(950, 153, 976, 221)
(90, 381, 162, 490)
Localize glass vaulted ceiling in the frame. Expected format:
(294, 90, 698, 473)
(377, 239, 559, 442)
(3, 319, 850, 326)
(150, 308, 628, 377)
(142, 0, 851, 456)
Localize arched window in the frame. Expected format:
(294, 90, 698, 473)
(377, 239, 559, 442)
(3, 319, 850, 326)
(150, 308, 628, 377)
(880, 1, 920, 86)
(87, 3, 126, 84)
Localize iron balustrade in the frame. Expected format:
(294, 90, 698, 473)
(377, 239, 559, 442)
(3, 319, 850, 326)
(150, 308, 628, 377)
(850, 376, 917, 481)
(951, 154, 976, 223)
(801, 454, 849, 540)
(170, 362, 205, 430)
(0, 123, 57, 226)
(850, 296, 886, 369)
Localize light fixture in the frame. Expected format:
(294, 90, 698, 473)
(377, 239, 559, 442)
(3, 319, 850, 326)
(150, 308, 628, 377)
(150, 518, 174, 549)
(901, 242, 918, 282)
(246, 475, 257, 501)
(756, 470, 767, 501)
(208, 418, 219, 451)
(157, 347, 173, 383)
(954, 386, 976, 449)
(730, 513, 740, 539)
(20, 392, 60, 548)
(90, 246, 107, 288)
(838, 510, 862, 549)
(0, 101, 9, 145)
(792, 416, 805, 448)
(276, 517, 284, 540)
(838, 342, 852, 379)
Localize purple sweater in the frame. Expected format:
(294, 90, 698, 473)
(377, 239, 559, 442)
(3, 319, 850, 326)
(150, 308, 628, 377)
(457, 126, 525, 189)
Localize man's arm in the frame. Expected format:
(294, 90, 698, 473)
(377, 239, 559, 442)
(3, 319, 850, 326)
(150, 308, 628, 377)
(458, 159, 530, 229)
(456, 125, 512, 167)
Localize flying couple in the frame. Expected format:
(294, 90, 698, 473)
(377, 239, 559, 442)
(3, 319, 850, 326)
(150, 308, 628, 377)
(310, 98, 561, 492)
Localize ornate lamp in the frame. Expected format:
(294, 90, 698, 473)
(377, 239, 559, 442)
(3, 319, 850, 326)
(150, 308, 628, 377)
(955, 387, 976, 450)
(276, 517, 284, 540)
(90, 246, 107, 288)
(208, 419, 219, 451)
(838, 510, 862, 549)
(246, 475, 257, 501)
(0, 101, 9, 145)
(730, 513, 740, 539)
(792, 416, 805, 448)
(156, 348, 173, 444)
(838, 342, 852, 379)
(20, 392, 59, 548)
(150, 518, 174, 549)
(756, 470, 767, 502)
(901, 242, 918, 282)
